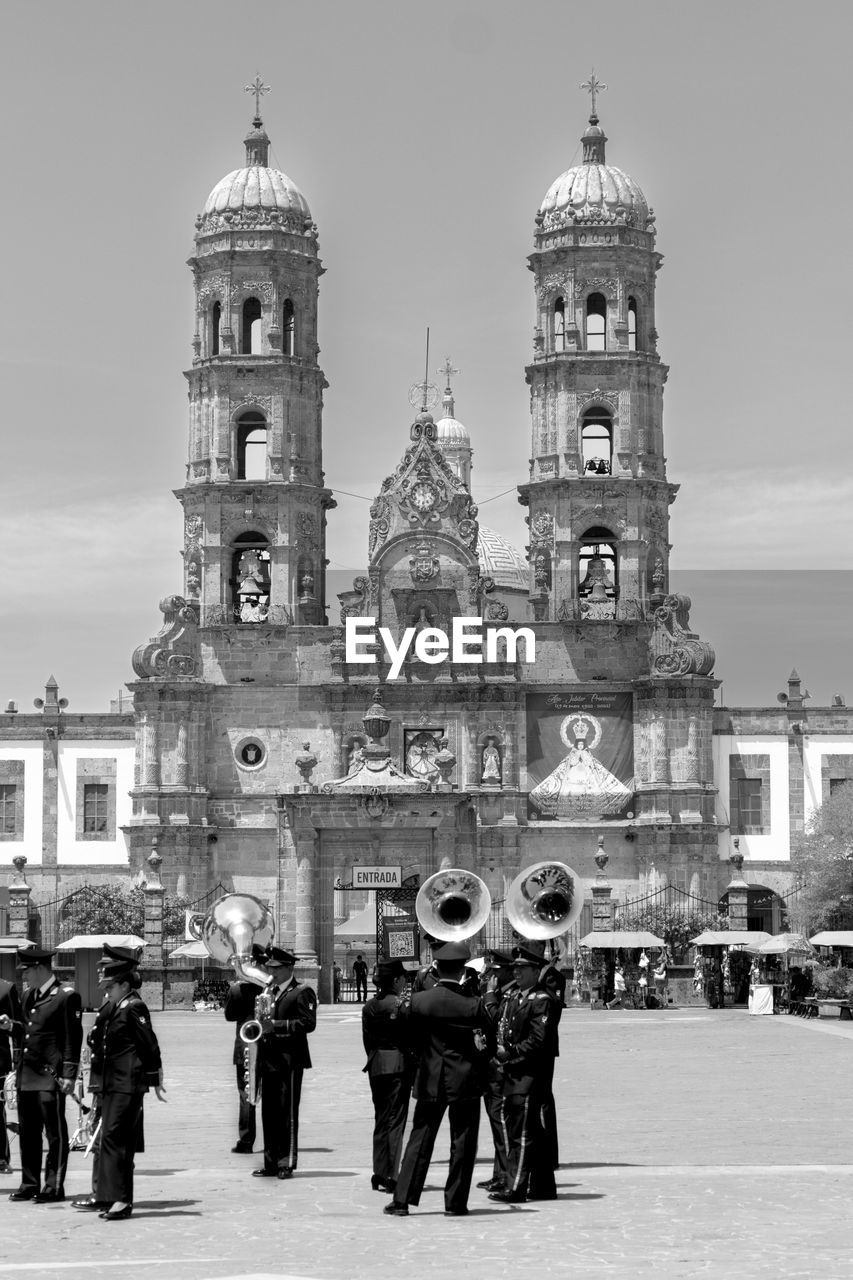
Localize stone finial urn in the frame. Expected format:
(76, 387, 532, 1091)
(433, 737, 456, 791)
(295, 741, 318, 791)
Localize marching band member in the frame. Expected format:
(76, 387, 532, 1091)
(4, 947, 82, 1204)
(223, 943, 267, 1154)
(384, 941, 494, 1218)
(361, 958, 414, 1193)
(477, 948, 516, 1195)
(70, 947, 118, 1211)
(0, 970, 22, 1176)
(252, 946, 317, 1181)
(92, 952, 165, 1221)
(487, 942, 558, 1204)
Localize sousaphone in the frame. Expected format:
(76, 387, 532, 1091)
(415, 868, 492, 942)
(506, 861, 583, 940)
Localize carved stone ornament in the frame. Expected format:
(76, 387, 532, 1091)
(196, 274, 228, 303)
(536, 271, 571, 301)
(363, 790, 390, 820)
(575, 278, 618, 299)
(339, 575, 369, 623)
(579, 387, 620, 412)
(649, 595, 716, 677)
(409, 541, 439, 583)
(132, 595, 200, 679)
(233, 280, 273, 304)
(368, 495, 391, 558)
(184, 514, 203, 542)
(529, 511, 554, 546)
(296, 511, 317, 550)
(231, 395, 272, 418)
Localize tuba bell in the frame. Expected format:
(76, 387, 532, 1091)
(191, 893, 275, 1103)
(415, 868, 492, 942)
(506, 860, 583, 940)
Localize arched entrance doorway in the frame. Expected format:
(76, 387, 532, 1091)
(718, 884, 787, 934)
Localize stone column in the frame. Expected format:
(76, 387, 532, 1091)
(725, 842, 749, 933)
(591, 836, 616, 932)
(175, 722, 189, 787)
(142, 847, 166, 1012)
(7, 855, 32, 939)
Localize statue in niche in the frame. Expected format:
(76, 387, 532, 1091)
(346, 740, 366, 776)
(298, 568, 315, 600)
(186, 558, 201, 595)
(481, 737, 502, 786)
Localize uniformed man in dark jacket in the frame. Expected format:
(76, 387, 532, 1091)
(487, 942, 557, 1204)
(384, 940, 494, 1218)
(3, 947, 82, 1203)
(0, 972, 23, 1174)
(223, 943, 266, 1154)
(252, 946, 317, 1180)
(476, 948, 516, 1194)
(362, 957, 413, 1193)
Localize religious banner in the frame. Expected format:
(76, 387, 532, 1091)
(526, 691, 634, 821)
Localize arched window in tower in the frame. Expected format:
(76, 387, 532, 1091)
(236, 410, 267, 481)
(586, 292, 606, 351)
(231, 531, 271, 623)
(578, 526, 618, 610)
(283, 299, 295, 357)
(628, 296, 638, 351)
(553, 297, 566, 351)
(211, 301, 221, 356)
(581, 409, 613, 475)
(241, 297, 263, 355)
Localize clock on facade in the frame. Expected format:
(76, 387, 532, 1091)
(410, 480, 438, 512)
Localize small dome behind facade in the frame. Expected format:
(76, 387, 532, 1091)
(478, 526, 528, 592)
(434, 413, 471, 448)
(538, 112, 651, 231)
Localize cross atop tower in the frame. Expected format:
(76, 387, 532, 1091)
(244, 74, 271, 123)
(579, 69, 607, 120)
(438, 356, 460, 393)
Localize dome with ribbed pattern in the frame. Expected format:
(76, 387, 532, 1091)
(538, 115, 652, 232)
(195, 119, 314, 236)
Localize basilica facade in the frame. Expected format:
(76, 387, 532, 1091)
(2, 103, 851, 998)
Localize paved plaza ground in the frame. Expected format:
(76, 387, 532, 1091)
(1, 1003, 850, 1280)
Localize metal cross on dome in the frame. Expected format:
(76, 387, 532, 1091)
(579, 70, 607, 117)
(245, 74, 271, 119)
(438, 357, 459, 391)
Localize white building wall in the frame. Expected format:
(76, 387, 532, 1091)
(0, 742, 43, 866)
(57, 741, 134, 866)
(803, 735, 853, 824)
(713, 734, 790, 863)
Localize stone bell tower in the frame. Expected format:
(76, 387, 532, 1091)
(178, 83, 335, 626)
(519, 77, 675, 622)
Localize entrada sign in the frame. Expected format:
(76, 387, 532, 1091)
(353, 865, 402, 888)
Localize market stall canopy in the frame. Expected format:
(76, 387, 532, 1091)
(56, 934, 146, 951)
(0, 936, 35, 953)
(751, 933, 816, 956)
(334, 905, 377, 937)
(689, 930, 771, 947)
(578, 931, 666, 949)
(809, 931, 853, 947)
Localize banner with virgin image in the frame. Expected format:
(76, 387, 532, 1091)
(526, 691, 634, 821)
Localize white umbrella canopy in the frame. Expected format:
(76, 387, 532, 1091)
(578, 931, 667, 949)
(752, 933, 816, 956)
(0, 936, 36, 953)
(168, 940, 210, 959)
(690, 930, 771, 947)
(57, 934, 145, 951)
(809, 931, 853, 947)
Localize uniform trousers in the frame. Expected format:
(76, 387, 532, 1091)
(260, 1066, 303, 1173)
(395, 1095, 480, 1213)
(368, 1073, 411, 1183)
(235, 1060, 257, 1148)
(539, 1056, 559, 1170)
(95, 1092, 144, 1204)
(502, 1088, 556, 1200)
(18, 1089, 69, 1193)
(0, 1075, 10, 1164)
(483, 1071, 509, 1184)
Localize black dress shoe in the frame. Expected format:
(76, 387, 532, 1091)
(488, 1189, 526, 1203)
(444, 1207, 469, 1216)
(276, 1168, 293, 1180)
(99, 1203, 133, 1221)
(9, 1187, 37, 1202)
(371, 1175, 396, 1192)
(33, 1188, 65, 1203)
(251, 1168, 276, 1177)
(477, 1176, 504, 1191)
(71, 1196, 105, 1211)
(382, 1201, 409, 1216)
(231, 1143, 253, 1153)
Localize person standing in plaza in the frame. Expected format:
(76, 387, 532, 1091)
(606, 962, 629, 1010)
(653, 949, 669, 1007)
(92, 952, 165, 1221)
(383, 940, 494, 1218)
(487, 943, 558, 1204)
(224, 948, 265, 1154)
(361, 958, 413, 1194)
(0, 972, 23, 1175)
(352, 953, 369, 1003)
(3, 947, 82, 1204)
(253, 946, 317, 1181)
(476, 948, 515, 1195)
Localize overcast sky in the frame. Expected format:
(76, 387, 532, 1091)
(1, 0, 851, 712)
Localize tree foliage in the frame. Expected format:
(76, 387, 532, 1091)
(790, 783, 853, 933)
(59, 885, 192, 941)
(616, 904, 729, 962)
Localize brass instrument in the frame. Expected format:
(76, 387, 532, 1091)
(506, 860, 583, 940)
(191, 893, 275, 1104)
(415, 868, 491, 942)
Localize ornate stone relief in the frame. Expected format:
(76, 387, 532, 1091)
(231, 395, 273, 417)
(409, 541, 439, 583)
(296, 511, 317, 551)
(649, 595, 716, 677)
(536, 271, 571, 301)
(579, 387, 619, 412)
(368, 495, 391, 558)
(132, 596, 199, 680)
(196, 274, 229, 303)
(575, 277, 618, 299)
(234, 280, 273, 304)
(529, 511, 554, 545)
